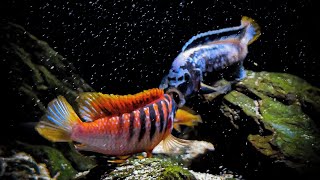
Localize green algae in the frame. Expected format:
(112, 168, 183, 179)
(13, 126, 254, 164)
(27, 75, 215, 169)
(53, 142, 97, 172)
(222, 71, 320, 167)
(103, 157, 195, 180)
(19, 143, 77, 180)
(247, 135, 279, 157)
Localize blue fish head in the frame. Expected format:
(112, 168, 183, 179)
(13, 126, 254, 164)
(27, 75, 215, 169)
(160, 67, 200, 99)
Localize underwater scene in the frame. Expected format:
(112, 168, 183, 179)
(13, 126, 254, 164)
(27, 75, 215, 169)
(1, 0, 320, 179)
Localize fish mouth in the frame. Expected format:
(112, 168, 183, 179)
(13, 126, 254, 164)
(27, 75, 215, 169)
(165, 87, 186, 108)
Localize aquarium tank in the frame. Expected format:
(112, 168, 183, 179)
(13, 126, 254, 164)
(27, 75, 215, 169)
(1, 0, 319, 179)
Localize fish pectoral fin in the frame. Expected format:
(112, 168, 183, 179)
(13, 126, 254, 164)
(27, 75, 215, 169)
(118, 155, 131, 160)
(107, 155, 131, 164)
(135, 155, 145, 160)
(74, 143, 92, 151)
(107, 159, 128, 164)
(200, 82, 231, 95)
(156, 134, 191, 155)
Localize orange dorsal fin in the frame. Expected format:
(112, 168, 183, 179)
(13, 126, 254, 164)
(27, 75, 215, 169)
(77, 88, 164, 121)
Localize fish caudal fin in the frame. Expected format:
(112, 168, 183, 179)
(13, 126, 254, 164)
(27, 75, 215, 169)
(241, 16, 261, 45)
(174, 106, 202, 132)
(35, 96, 81, 142)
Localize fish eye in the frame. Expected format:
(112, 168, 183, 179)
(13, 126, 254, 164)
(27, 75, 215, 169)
(184, 73, 190, 81)
(168, 77, 175, 81)
(178, 76, 183, 81)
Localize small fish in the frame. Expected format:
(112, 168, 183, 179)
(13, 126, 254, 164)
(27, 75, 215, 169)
(160, 16, 261, 100)
(35, 88, 201, 158)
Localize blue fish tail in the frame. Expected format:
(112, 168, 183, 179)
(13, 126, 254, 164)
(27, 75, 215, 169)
(241, 16, 261, 45)
(35, 96, 81, 142)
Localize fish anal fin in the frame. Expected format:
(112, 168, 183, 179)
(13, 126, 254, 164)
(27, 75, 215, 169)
(160, 134, 191, 154)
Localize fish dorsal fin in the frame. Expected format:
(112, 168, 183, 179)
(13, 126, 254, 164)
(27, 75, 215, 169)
(181, 19, 246, 52)
(77, 88, 164, 121)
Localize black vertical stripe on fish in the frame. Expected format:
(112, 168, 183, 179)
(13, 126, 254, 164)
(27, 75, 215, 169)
(101, 107, 112, 116)
(165, 94, 173, 110)
(129, 112, 135, 140)
(138, 108, 146, 142)
(157, 101, 164, 132)
(118, 115, 124, 133)
(162, 99, 170, 132)
(148, 104, 156, 140)
(164, 94, 171, 103)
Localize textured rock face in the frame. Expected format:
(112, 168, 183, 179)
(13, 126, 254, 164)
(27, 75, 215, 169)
(101, 158, 196, 180)
(219, 71, 320, 174)
(1, 22, 94, 126)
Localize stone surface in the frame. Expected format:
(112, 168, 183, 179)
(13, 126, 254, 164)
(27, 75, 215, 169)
(219, 71, 320, 173)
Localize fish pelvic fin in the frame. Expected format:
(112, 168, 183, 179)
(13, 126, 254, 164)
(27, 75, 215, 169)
(174, 106, 202, 132)
(241, 16, 261, 45)
(35, 96, 81, 142)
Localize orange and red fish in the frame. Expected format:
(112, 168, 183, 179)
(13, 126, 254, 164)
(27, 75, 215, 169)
(35, 88, 201, 158)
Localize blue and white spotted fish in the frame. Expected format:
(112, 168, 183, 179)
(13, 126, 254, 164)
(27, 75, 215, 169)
(160, 16, 261, 100)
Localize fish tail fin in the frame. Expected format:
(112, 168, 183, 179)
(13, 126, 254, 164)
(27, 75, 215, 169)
(174, 106, 202, 132)
(241, 16, 261, 45)
(35, 96, 81, 142)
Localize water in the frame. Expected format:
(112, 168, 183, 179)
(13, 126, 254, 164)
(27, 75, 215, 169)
(1, 0, 319, 179)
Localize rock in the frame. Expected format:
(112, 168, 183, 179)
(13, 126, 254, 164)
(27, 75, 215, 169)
(1, 22, 94, 127)
(217, 71, 320, 175)
(101, 157, 196, 180)
(53, 143, 97, 172)
(189, 170, 237, 180)
(0, 151, 55, 180)
(17, 142, 78, 180)
(1, 21, 97, 179)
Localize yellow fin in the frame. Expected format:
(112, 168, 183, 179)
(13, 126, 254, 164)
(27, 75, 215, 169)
(77, 88, 164, 121)
(107, 155, 131, 164)
(241, 16, 261, 45)
(36, 121, 71, 142)
(174, 106, 202, 130)
(35, 96, 81, 142)
(173, 124, 182, 132)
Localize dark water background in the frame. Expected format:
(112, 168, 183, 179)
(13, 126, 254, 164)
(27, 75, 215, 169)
(1, 0, 319, 179)
(2, 0, 319, 93)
